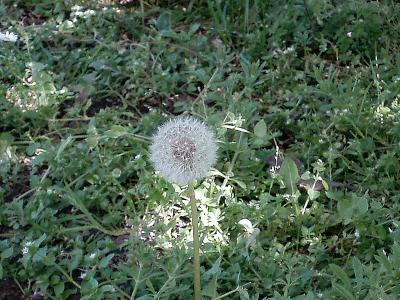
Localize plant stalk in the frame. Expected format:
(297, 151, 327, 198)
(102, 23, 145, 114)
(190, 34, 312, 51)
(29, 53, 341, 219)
(189, 182, 201, 300)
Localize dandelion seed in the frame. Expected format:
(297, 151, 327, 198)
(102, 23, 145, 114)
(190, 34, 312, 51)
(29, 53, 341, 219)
(150, 116, 217, 185)
(0, 31, 18, 43)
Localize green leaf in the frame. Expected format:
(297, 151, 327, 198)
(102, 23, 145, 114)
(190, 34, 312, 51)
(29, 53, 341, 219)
(1, 247, 13, 260)
(43, 253, 55, 266)
(55, 137, 73, 161)
(98, 253, 114, 269)
(337, 195, 368, 222)
(189, 23, 200, 34)
(238, 286, 250, 300)
(104, 125, 128, 138)
(81, 276, 99, 294)
(352, 257, 363, 286)
(303, 291, 316, 300)
(136, 296, 154, 300)
(279, 158, 300, 194)
(32, 152, 47, 166)
(329, 264, 352, 290)
(307, 188, 320, 200)
(86, 135, 98, 149)
(332, 283, 355, 300)
(99, 285, 114, 293)
(30, 62, 46, 82)
(254, 119, 267, 138)
(0, 139, 15, 174)
(322, 180, 330, 191)
(204, 280, 218, 299)
(34, 234, 47, 248)
(156, 12, 171, 31)
(374, 253, 392, 273)
(69, 249, 83, 272)
(359, 137, 375, 153)
(26, 143, 37, 156)
(54, 282, 65, 296)
(32, 247, 47, 263)
(231, 178, 247, 189)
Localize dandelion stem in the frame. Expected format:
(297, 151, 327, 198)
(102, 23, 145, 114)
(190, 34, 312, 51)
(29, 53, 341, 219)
(188, 182, 201, 300)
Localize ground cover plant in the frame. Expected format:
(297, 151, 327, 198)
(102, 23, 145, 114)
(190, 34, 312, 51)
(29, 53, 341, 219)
(1, 0, 400, 299)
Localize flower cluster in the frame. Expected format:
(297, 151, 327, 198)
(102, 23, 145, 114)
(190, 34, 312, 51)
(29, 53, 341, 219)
(0, 31, 18, 43)
(150, 116, 217, 185)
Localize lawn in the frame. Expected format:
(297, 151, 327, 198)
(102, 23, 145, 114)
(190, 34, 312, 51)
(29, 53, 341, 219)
(1, 0, 400, 299)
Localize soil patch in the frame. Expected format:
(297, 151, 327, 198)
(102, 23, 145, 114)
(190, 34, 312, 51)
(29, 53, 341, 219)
(0, 279, 24, 300)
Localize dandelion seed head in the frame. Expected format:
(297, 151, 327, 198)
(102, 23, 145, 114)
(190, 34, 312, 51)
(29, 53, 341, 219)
(150, 116, 217, 185)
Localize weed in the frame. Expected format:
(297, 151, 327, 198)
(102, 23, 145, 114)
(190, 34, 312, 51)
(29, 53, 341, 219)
(1, 0, 400, 299)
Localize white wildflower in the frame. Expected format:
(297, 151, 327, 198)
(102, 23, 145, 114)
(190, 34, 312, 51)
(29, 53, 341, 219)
(80, 271, 88, 279)
(282, 46, 295, 54)
(0, 31, 18, 43)
(71, 5, 83, 11)
(150, 116, 217, 185)
(22, 241, 33, 255)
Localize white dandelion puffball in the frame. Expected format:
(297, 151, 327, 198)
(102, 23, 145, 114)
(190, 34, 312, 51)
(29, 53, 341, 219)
(150, 116, 217, 185)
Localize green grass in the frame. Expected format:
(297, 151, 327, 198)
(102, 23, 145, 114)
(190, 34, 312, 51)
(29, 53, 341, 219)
(1, 0, 400, 299)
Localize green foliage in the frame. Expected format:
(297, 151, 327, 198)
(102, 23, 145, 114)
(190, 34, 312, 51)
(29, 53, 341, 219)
(1, 0, 400, 299)
(279, 158, 300, 195)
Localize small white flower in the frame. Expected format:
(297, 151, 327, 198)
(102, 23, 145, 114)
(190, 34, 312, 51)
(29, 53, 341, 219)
(0, 31, 18, 43)
(347, 32, 352, 38)
(283, 46, 295, 54)
(71, 5, 83, 11)
(150, 116, 217, 185)
(22, 241, 33, 255)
